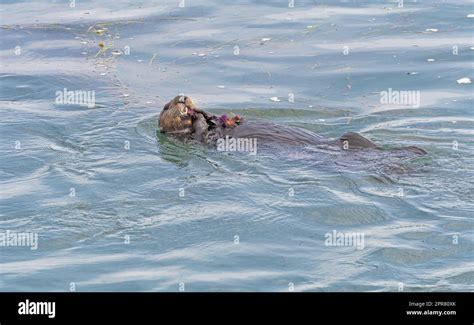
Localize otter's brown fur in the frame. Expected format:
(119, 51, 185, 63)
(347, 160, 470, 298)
(159, 96, 195, 135)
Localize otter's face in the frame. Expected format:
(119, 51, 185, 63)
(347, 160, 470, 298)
(159, 95, 196, 134)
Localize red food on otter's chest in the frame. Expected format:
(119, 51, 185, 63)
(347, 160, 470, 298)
(217, 114, 242, 128)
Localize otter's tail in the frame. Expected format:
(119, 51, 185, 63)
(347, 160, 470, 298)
(337, 132, 426, 155)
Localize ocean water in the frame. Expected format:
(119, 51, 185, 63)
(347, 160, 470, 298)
(0, 0, 473, 292)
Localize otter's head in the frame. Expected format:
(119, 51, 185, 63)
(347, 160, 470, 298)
(159, 95, 197, 134)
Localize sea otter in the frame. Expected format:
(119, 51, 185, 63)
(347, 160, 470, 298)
(159, 95, 426, 155)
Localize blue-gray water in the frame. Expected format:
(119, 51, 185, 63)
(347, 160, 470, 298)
(0, 0, 473, 291)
